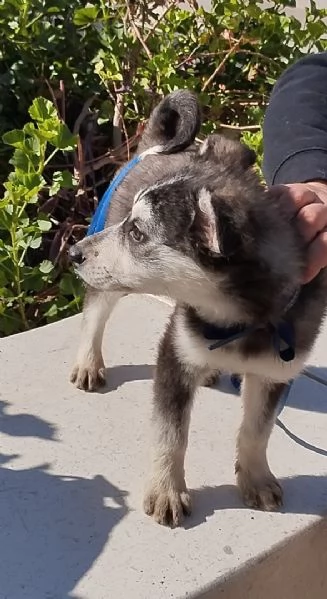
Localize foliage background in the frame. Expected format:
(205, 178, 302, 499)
(0, 0, 326, 336)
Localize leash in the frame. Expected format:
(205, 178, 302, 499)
(228, 377, 327, 456)
(87, 145, 162, 236)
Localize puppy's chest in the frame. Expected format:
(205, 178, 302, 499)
(173, 313, 305, 383)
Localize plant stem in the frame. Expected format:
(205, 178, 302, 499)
(43, 148, 58, 168)
(10, 221, 29, 330)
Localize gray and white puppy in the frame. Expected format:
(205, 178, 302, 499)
(69, 91, 327, 527)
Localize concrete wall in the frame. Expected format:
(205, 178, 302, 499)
(203, 518, 327, 599)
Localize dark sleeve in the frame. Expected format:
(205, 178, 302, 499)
(263, 52, 327, 186)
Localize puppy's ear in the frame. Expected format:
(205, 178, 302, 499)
(195, 188, 221, 255)
(199, 134, 256, 170)
(193, 188, 241, 257)
(142, 90, 201, 154)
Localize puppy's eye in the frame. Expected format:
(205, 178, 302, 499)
(129, 223, 145, 243)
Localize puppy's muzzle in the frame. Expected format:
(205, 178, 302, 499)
(69, 244, 86, 265)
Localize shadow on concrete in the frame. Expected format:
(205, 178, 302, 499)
(305, 365, 327, 384)
(100, 365, 239, 394)
(101, 364, 154, 393)
(284, 367, 327, 413)
(0, 400, 57, 440)
(0, 457, 128, 598)
(185, 475, 327, 529)
(98, 364, 327, 416)
(211, 368, 327, 412)
(0, 405, 128, 598)
(0, 452, 19, 465)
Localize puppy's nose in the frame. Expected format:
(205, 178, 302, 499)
(69, 244, 85, 265)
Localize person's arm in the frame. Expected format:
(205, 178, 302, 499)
(263, 52, 327, 282)
(263, 52, 327, 185)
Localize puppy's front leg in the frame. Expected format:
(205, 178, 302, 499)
(144, 321, 198, 527)
(71, 289, 123, 391)
(236, 374, 284, 511)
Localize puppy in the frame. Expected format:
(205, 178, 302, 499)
(69, 91, 327, 526)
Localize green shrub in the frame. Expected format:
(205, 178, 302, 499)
(0, 97, 83, 335)
(1, 0, 327, 335)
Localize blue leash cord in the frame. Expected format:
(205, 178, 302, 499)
(87, 154, 142, 236)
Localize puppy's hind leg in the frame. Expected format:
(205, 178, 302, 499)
(236, 374, 285, 511)
(71, 289, 123, 391)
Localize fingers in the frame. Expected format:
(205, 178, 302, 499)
(270, 184, 322, 218)
(295, 203, 327, 243)
(302, 231, 327, 284)
(269, 182, 327, 283)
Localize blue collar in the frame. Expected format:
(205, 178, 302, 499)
(87, 146, 161, 236)
(87, 155, 142, 236)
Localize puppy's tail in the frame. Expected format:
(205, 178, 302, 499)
(143, 90, 201, 155)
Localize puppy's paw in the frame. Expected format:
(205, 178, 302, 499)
(70, 356, 106, 391)
(236, 466, 283, 511)
(144, 483, 191, 527)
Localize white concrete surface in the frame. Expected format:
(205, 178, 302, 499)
(1, 294, 327, 599)
(304, 317, 327, 385)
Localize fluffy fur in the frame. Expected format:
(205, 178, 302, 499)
(69, 90, 327, 526)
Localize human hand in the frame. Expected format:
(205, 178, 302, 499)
(270, 181, 327, 283)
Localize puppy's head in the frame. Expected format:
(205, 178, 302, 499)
(70, 134, 285, 312)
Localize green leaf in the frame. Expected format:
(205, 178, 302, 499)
(0, 311, 22, 336)
(73, 5, 99, 26)
(0, 207, 14, 230)
(34, 124, 60, 143)
(20, 172, 44, 192)
(29, 97, 58, 122)
(23, 123, 36, 135)
(30, 236, 42, 249)
(2, 129, 25, 148)
(39, 260, 54, 274)
(97, 100, 114, 125)
(50, 180, 60, 196)
(307, 20, 326, 38)
(20, 266, 46, 292)
(37, 219, 52, 232)
(59, 272, 83, 297)
(44, 303, 58, 318)
(9, 150, 30, 172)
(50, 170, 75, 196)
(51, 123, 77, 150)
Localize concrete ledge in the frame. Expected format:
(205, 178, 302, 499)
(1, 295, 327, 599)
(203, 519, 327, 599)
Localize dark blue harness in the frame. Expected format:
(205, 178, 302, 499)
(202, 319, 295, 362)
